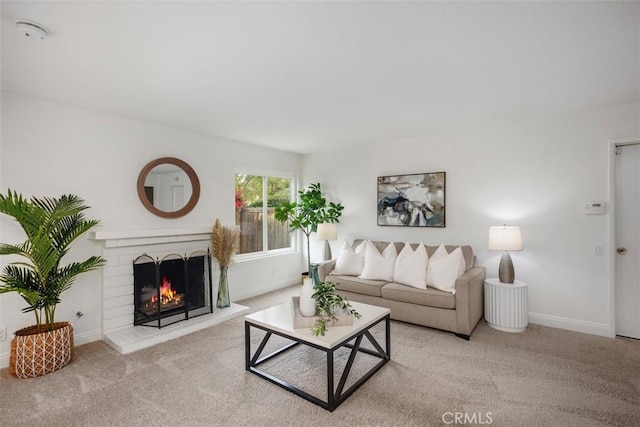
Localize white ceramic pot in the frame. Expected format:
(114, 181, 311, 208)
(299, 278, 316, 316)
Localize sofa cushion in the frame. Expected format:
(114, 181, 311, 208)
(382, 282, 456, 309)
(426, 245, 464, 294)
(327, 274, 387, 297)
(353, 239, 475, 271)
(359, 241, 397, 281)
(393, 242, 428, 289)
(333, 240, 366, 275)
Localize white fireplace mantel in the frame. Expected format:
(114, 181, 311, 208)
(89, 226, 212, 248)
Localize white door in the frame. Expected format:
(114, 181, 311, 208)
(614, 143, 640, 339)
(172, 185, 185, 211)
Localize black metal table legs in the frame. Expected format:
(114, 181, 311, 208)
(245, 315, 391, 412)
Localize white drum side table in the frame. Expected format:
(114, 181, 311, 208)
(484, 278, 528, 332)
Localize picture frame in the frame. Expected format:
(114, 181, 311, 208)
(377, 172, 446, 227)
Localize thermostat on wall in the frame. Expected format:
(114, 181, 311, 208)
(584, 202, 606, 215)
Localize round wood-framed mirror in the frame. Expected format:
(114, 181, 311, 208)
(137, 157, 201, 218)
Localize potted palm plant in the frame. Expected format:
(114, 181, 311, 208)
(0, 190, 105, 378)
(274, 182, 343, 281)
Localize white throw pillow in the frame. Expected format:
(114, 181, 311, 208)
(426, 244, 464, 294)
(393, 243, 428, 289)
(359, 241, 397, 281)
(332, 240, 366, 276)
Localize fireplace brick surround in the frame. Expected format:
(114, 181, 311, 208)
(90, 227, 249, 354)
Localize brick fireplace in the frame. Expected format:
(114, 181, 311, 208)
(90, 227, 249, 354)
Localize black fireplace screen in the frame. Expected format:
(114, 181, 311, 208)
(133, 250, 213, 328)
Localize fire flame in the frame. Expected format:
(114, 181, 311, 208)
(150, 275, 182, 305)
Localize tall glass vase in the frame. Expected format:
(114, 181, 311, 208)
(309, 263, 320, 287)
(216, 266, 230, 308)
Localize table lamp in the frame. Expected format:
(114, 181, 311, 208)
(488, 225, 523, 284)
(316, 223, 337, 261)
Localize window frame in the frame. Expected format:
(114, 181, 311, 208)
(234, 169, 298, 261)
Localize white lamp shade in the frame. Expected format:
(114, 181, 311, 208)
(316, 223, 337, 241)
(488, 226, 523, 251)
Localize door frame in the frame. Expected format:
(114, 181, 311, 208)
(608, 138, 640, 337)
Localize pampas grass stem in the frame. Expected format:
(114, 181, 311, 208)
(212, 218, 240, 267)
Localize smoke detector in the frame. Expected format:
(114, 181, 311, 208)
(15, 20, 48, 40)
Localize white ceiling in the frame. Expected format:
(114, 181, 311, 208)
(2, 1, 638, 154)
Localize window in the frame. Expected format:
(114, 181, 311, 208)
(235, 172, 294, 255)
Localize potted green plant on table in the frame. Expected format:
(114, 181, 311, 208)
(311, 281, 361, 336)
(274, 182, 343, 282)
(0, 190, 105, 378)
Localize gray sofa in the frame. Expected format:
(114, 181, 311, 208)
(318, 240, 485, 339)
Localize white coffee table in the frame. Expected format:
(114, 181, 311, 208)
(244, 300, 391, 412)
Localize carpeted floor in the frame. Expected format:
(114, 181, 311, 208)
(1, 285, 639, 427)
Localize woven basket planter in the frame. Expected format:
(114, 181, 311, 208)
(9, 322, 74, 379)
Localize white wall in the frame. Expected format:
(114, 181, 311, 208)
(304, 103, 640, 337)
(1, 90, 637, 368)
(0, 92, 304, 365)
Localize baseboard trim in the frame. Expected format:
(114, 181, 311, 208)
(528, 312, 614, 338)
(0, 353, 8, 369)
(232, 276, 299, 302)
(75, 330, 103, 346)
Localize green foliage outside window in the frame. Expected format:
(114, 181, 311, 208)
(235, 174, 291, 208)
(235, 174, 293, 254)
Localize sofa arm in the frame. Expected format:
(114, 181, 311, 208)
(453, 266, 486, 336)
(317, 260, 336, 282)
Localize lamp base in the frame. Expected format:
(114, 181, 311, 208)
(322, 240, 332, 261)
(498, 251, 515, 284)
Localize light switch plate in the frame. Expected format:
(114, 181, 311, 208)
(584, 202, 606, 215)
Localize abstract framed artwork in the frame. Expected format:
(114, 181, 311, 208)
(377, 172, 446, 227)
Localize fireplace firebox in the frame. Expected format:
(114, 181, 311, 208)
(133, 250, 213, 328)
